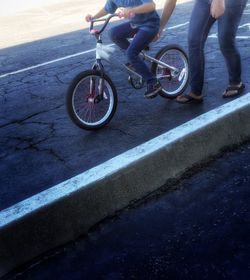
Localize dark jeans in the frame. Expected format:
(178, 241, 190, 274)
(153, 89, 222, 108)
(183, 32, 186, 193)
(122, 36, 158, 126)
(188, 0, 247, 95)
(109, 22, 158, 83)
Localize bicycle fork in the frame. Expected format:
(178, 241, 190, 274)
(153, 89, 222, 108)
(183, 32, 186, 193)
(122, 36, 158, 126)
(90, 59, 108, 103)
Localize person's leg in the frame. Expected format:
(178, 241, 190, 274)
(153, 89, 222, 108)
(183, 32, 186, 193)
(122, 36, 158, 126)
(218, 0, 247, 97)
(177, 0, 216, 103)
(109, 22, 137, 50)
(126, 28, 161, 98)
(126, 28, 157, 82)
(188, 0, 216, 96)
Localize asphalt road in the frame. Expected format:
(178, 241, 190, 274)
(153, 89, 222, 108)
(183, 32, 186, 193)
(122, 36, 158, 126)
(0, 0, 250, 210)
(3, 140, 250, 280)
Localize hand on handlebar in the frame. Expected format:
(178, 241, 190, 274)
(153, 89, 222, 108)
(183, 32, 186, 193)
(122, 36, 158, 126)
(87, 12, 135, 35)
(118, 8, 135, 19)
(85, 14, 93, 22)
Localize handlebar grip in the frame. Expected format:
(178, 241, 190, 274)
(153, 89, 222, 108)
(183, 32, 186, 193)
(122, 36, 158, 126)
(90, 29, 99, 34)
(85, 15, 93, 22)
(88, 13, 126, 35)
(128, 11, 135, 18)
(116, 11, 135, 19)
(117, 11, 125, 18)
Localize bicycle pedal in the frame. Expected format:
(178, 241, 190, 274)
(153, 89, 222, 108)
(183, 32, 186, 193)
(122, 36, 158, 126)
(128, 75, 144, 89)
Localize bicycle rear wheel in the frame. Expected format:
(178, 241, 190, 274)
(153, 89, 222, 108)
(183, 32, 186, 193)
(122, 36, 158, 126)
(66, 70, 117, 130)
(152, 44, 189, 99)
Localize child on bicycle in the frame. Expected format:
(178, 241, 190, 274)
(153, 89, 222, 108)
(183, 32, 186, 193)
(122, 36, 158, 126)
(85, 0, 161, 99)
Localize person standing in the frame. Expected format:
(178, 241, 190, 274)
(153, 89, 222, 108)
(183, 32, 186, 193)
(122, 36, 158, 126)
(175, 0, 247, 103)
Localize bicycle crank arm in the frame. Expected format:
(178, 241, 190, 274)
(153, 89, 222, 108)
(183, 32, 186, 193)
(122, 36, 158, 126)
(124, 64, 143, 79)
(156, 74, 171, 80)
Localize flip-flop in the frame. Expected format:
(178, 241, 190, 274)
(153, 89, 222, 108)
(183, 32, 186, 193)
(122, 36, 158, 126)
(222, 83, 245, 98)
(176, 93, 203, 104)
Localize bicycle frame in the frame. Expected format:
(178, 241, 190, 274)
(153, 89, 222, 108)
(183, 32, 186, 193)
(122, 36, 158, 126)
(67, 14, 189, 130)
(90, 14, 180, 81)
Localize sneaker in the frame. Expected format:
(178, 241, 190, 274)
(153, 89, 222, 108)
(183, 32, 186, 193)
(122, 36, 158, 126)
(144, 81, 161, 99)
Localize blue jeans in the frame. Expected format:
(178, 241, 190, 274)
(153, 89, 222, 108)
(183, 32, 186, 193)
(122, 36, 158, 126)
(109, 22, 159, 83)
(188, 0, 247, 95)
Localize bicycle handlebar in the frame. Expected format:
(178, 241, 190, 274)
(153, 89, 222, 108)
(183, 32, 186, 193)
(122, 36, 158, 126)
(89, 13, 124, 35)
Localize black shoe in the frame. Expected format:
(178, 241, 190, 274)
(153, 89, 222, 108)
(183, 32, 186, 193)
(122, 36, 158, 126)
(144, 81, 161, 99)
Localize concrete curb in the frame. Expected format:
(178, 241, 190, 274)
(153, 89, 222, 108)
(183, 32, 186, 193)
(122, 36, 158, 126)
(1, 93, 250, 277)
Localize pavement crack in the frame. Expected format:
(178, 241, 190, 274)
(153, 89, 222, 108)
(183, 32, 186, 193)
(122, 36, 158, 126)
(0, 110, 49, 128)
(0, 104, 63, 128)
(54, 74, 65, 84)
(47, 148, 65, 163)
(109, 127, 133, 137)
(0, 88, 8, 102)
(6, 135, 66, 163)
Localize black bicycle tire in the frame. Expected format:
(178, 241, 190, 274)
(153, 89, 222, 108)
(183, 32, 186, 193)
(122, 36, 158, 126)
(66, 70, 117, 130)
(151, 44, 189, 99)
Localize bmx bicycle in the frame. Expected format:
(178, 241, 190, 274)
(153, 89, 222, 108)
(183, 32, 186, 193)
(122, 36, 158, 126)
(66, 13, 189, 130)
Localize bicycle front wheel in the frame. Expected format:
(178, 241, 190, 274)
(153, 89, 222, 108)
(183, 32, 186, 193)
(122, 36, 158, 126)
(66, 70, 117, 130)
(152, 44, 189, 99)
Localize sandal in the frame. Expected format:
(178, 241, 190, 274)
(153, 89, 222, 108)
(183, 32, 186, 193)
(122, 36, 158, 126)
(222, 83, 245, 98)
(176, 93, 203, 104)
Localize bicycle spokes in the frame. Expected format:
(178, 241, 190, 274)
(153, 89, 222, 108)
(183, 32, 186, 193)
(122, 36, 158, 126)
(154, 46, 189, 97)
(70, 73, 116, 128)
(157, 67, 172, 80)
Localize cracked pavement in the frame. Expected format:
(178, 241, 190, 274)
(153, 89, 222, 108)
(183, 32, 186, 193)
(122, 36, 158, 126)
(0, 0, 249, 210)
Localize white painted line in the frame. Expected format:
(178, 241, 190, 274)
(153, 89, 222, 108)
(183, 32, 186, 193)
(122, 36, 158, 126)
(208, 34, 250, 39)
(208, 21, 250, 39)
(234, 35, 250, 39)
(1, 92, 250, 226)
(166, 21, 189, 30)
(239, 23, 250, 28)
(0, 17, 247, 79)
(0, 48, 96, 79)
(0, 23, 188, 80)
